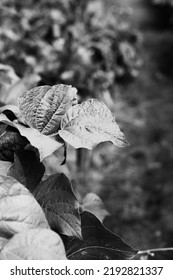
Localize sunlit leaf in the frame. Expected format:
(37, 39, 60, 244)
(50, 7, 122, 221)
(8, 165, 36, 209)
(33, 173, 81, 238)
(0, 237, 7, 251)
(0, 161, 12, 176)
(59, 99, 129, 149)
(66, 211, 137, 260)
(0, 175, 49, 238)
(18, 84, 78, 135)
(0, 228, 67, 260)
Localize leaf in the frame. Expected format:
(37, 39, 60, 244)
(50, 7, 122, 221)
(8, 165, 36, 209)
(137, 248, 173, 260)
(0, 64, 20, 105)
(0, 237, 8, 251)
(0, 105, 22, 121)
(18, 84, 78, 135)
(4, 74, 41, 106)
(33, 173, 81, 238)
(0, 228, 67, 260)
(0, 175, 49, 238)
(8, 149, 45, 192)
(0, 114, 63, 161)
(0, 161, 12, 176)
(0, 64, 19, 87)
(0, 122, 28, 162)
(66, 211, 137, 260)
(81, 193, 110, 222)
(0, 66, 40, 106)
(58, 98, 129, 149)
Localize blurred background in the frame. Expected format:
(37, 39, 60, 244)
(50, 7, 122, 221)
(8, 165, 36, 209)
(0, 0, 173, 252)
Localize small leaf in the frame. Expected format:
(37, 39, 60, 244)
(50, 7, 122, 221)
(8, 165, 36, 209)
(66, 211, 137, 260)
(18, 84, 78, 135)
(0, 122, 28, 162)
(8, 149, 45, 192)
(137, 248, 173, 260)
(0, 175, 49, 238)
(59, 99, 129, 149)
(0, 228, 67, 260)
(33, 173, 81, 238)
(0, 114, 63, 161)
(81, 193, 110, 222)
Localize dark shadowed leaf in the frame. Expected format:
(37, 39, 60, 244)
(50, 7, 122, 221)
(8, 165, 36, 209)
(137, 248, 173, 260)
(0, 122, 28, 162)
(33, 173, 81, 238)
(66, 211, 138, 260)
(8, 149, 45, 192)
(18, 84, 78, 135)
(59, 99, 129, 149)
(0, 114, 63, 161)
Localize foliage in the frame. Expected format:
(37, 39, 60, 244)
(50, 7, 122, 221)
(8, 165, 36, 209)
(0, 80, 172, 259)
(0, 83, 139, 260)
(0, 175, 66, 260)
(0, 0, 141, 102)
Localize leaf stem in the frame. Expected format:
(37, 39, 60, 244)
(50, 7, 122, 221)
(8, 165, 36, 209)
(138, 247, 173, 255)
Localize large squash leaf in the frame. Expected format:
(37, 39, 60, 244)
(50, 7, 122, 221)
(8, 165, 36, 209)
(8, 149, 45, 192)
(66, 211, 137, 260)
(58, 99, 129, 149)
(18, 84, 78, 135)
(0, 175, 49, 238)
(33, 173, 81, 238)
(0, 114, 63, 161)
(0, 228, 67, 260)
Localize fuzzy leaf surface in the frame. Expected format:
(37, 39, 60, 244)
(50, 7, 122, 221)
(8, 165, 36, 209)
(66, 211, 137, 260)
(0, 114, 63, 161)
(8, 149, 45, 192)
(0, 228, 66, 260)
(18, 84, 78, 135)
(59, 99, 128, 149)
(33, 173, 81, 238)
(0, 175, 49, 238)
